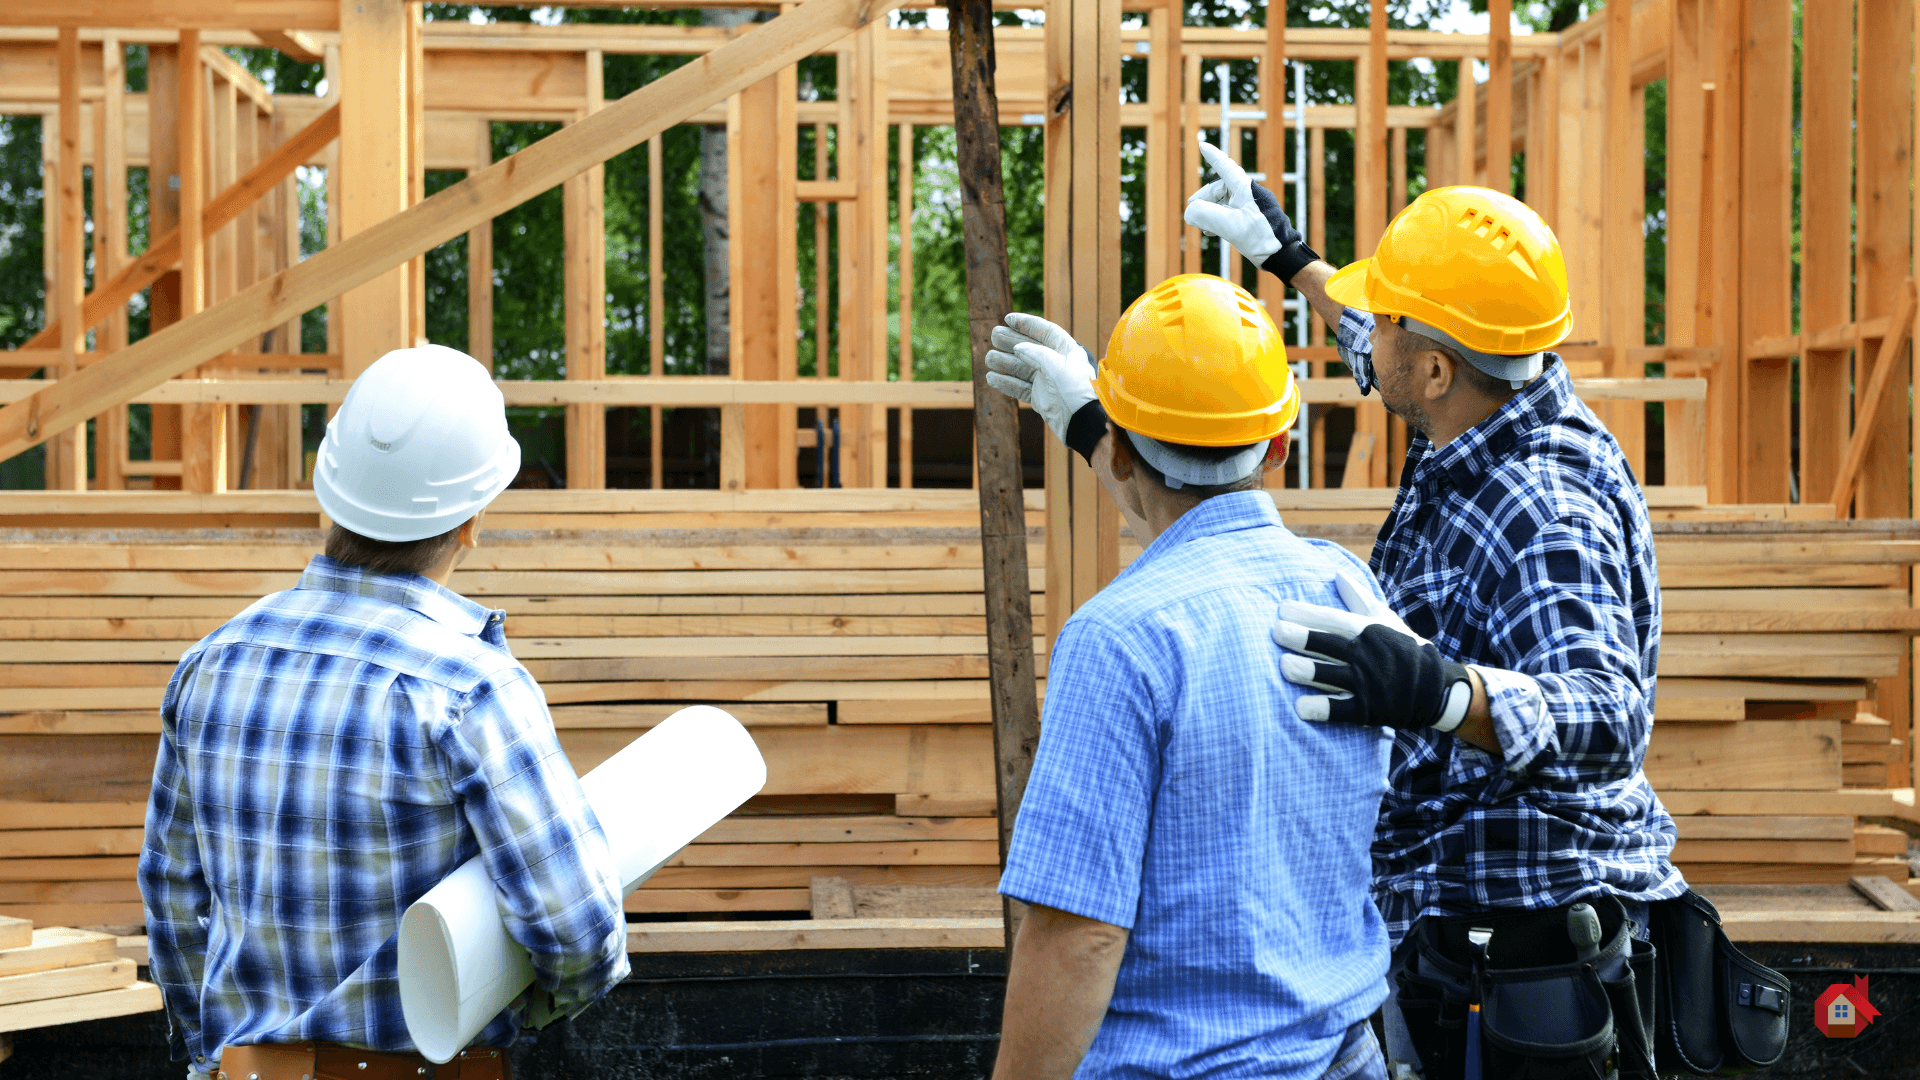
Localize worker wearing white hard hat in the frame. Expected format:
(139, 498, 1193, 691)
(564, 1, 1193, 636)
(140, 346, 630, 1080)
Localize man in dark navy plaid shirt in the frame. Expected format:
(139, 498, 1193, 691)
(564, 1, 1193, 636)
(1184, 153, 1687, 1073)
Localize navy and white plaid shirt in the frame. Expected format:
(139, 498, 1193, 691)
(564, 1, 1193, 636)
(1337, 309, 1687, 944)
(140, 556, 630, 1069)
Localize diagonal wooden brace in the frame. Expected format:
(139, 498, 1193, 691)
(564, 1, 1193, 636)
(1827, 278, 1917, 513)
(0, 0, 900, 464)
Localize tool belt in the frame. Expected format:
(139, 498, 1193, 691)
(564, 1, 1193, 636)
(215, 1041, 510, 1080)
(1647, 889, 1790, 1076)
(1392, 895, 1657, 1080)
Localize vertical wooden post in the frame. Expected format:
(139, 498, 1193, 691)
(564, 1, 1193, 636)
(96, 37, 129, 491)
(1455, 58, 1476, 189)
(144, 44, 182, 488)
(1603, 0, 1644, 473)
(1855, 0, 1912, 518)
(1798, 0, 1849, 502)
(565, 51, 607, 489)
(726, 91, 747, 492)
(1737, 0, 1791, 503)
(178, 31, 226, 494)
(1258, 0, 1287, 321)
(898, 122, 915, 490)
(338, 0, 412, 380)
(467, 120, 494, 370)
(1143, 2, 1171, 283)
(650, 132, 666, 490)
(948, 0, 1042, 953)
(1486, 0, 1512, 195)
(775, 40, 800, 489)
(1388, 125, 1406, 215)
(1356, 0, 1388, 487)
(212, 75, 236, 310)
(1043, 0, 1073, 644)
(813, 123, 831, 384)
(1308, 121, 1326, 487)
(1702, 0, 1744, 501)
(406, 5, 425, 346)
(843, 20, 890, 487)
(1182, 53, 1202, 275)
(1535, 51, 1559, 229)
(1663, 0, 1705, 487)
(51, 27, 86, 491)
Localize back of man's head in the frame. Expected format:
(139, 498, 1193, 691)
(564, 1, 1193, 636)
(313, 345, 520, 577)
(1119, 427, 1276, 498)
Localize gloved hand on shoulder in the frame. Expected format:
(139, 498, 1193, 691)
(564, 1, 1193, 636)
(984, 312, 1109, 464)
(1184, 138, 1321, 285)
(1272, 572, 1474, 733)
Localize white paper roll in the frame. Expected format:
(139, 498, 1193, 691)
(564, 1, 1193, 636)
(398, 705, 767, 1063)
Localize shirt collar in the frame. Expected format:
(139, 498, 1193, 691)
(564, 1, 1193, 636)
(1125, 490, 1284, 576)
(297, 554, 503, 640)
(1410, 353, 1573, 496)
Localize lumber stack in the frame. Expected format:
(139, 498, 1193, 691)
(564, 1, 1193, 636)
(2, 494, 1917, 933)
(0, 915, 160, 1033)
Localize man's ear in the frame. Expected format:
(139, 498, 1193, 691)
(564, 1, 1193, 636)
(458, 513, 484, 550)
(1262, 434, 1290, 470)
(1105, 423, 1135, 481)
(1422, 347, 1457, 401)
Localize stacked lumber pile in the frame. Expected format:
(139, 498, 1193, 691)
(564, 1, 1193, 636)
(0, 915, 160, 1034)
(0, 490, 1034, 926)
(2, 492, 1917, 936)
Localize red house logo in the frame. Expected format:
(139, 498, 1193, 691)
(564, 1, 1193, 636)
(1815, 976, 1880, 1038)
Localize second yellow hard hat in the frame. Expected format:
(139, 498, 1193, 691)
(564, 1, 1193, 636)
(1324, 185, 1572, 356)
(1097, 274, 1299, 448)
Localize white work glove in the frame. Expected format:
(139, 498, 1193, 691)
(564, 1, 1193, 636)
(1273, 572, 1472, 733)
(1184, 138, 1321, 284)
(985, 313, 1105, 460)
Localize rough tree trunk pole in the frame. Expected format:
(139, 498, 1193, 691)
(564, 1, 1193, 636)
(947, 0, 1041, 951)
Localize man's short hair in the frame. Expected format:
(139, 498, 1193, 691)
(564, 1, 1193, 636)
(325, 522, 464, 578)
(1121, 429, 1268, 497)
(1414, 335, 1526, 401)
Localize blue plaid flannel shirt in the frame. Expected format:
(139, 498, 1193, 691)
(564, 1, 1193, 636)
(1002, 492, 1393, 1079)
(140, 556, 630, 1069)
(1336, 308, 1687, 944)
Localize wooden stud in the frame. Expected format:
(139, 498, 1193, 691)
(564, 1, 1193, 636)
(1043, 0, 1073, 639)
(1143, 2, 1171, 283)
(143, 43, 183, 489)
(51, 28, 86, 492)
(1603, 2, 1644, 475)
(177, 31, 225, 494)
(897, 122, 914, 490)
(1454, 58, 1475, 192)
(1854, 0, 1912, 518)
(1388, 125, 1406, 216)
(1703, 0, 1743, 502)
(211, 73, 236, 313)
(1485, 0, 1511, 195)
(1798, 0, 1850, 505)
(1182, 52, 1202, 275)
(336, 0, 412, 380)
(1307, 122, 1326, 487)
(1257, 0, 1287, 320)
(565, 50, 608, 489)
(1663, 0, 1706, 487)
(467, 120, 493, 371)
(775, 43, 800, 489)
(1738, 0, 1791, 503)
(650, 131, 666, 490)
(405, 3, 425, 347)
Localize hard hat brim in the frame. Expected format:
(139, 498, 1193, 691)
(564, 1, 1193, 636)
(1323, 260, 1374, 311)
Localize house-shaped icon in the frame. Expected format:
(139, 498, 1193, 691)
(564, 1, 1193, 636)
(1815, 977, 1880, 1039)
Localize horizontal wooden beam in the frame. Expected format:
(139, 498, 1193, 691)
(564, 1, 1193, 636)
(16, 104, 340, 353)
(0, 1, 338, 30)
(0, 0, 900, 465)
(250, 28, 323, 63)
(0, 487, 1049, 515)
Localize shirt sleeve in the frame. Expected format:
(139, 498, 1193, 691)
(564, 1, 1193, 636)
(1476, 518, 1651, 781)
(998, 618, 1159, 929)
(436, 670, 631, 1021)
(1336, 307, 1378, 395)
(139, 668, 211, 1063)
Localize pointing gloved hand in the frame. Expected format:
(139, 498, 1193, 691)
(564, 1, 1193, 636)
(985, 313, 1109, 463)
(1273, 572, 1474, 733)
(1184, 138, 1322, 285)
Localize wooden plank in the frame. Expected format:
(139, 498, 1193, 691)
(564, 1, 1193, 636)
(809, 875, 855, 918)
(0, 0, 910, 463)
(1671, 839, 1855, 865)
(663, 841, 998, 867)
(546, 703, 825, 729)
(1722, 909, 1920, 944)
(627, 888, 809, 913)
(1855, 825, 1910, 856)
(1643, 720, 1841, 791)
(697, 815, 997, 844)
(0, 804, 144, 829)
(642, 864, 999, 890)
(1673, 816, 1854, 842)
(0, 830, 144, 860)
(563, 724, 991, 795)
(1734, 0, 1791, 502)
(1657, 633, 1907, 679)
(1830, 281, 1918, 511)
(841, 700, 991, 724)
(1484, 0, 1510, 194)
(50, 28, 85, 492)
(1855, 0, 1913, 518)
(1797, 0, 1850, 503)
(0, 981, 161, 1033)
(0, 566, 1042, 597)
(625, 917, 1003, 953)
(0, 959, 134, 1008)
(0, 919, 27, 951)
(1851, 875, 1920, 911)
(0, 860, 137, 884)
(0, 928, 116, 979)
(894, 793, 996, 817)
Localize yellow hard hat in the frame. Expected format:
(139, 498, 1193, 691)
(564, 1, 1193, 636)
(1096, 274, 1299, 447)
(1324, 186, 1573, 356)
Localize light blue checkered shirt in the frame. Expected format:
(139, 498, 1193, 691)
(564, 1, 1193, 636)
(1001, 491, 1393, 1080)
(140, 556, 630, 1067)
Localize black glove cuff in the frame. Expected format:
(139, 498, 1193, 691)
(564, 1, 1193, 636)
(1064, 398, 1110, 465)
(1261, 240, 1322, 287)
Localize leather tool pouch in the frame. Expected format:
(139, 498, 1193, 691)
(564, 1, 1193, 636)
(1394, 896, 1657, 1080)
(1648, 889, 1790, 1075)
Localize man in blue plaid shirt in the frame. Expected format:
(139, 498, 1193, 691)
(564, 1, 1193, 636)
(140, 347, 629, 1080)
(1185, 154, 1685, 1071)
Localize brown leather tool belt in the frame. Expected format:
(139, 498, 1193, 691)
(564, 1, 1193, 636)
(215, 1041, 510, 1080)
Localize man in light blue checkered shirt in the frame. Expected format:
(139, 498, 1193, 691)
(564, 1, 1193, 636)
(140, 348, 629, 1078)
(985, 282, 1392, 1080)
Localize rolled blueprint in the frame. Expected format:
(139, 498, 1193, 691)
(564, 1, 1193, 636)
(398, 705, 767, 1063)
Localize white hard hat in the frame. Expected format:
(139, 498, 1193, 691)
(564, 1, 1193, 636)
(314, 345, 521, 542)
